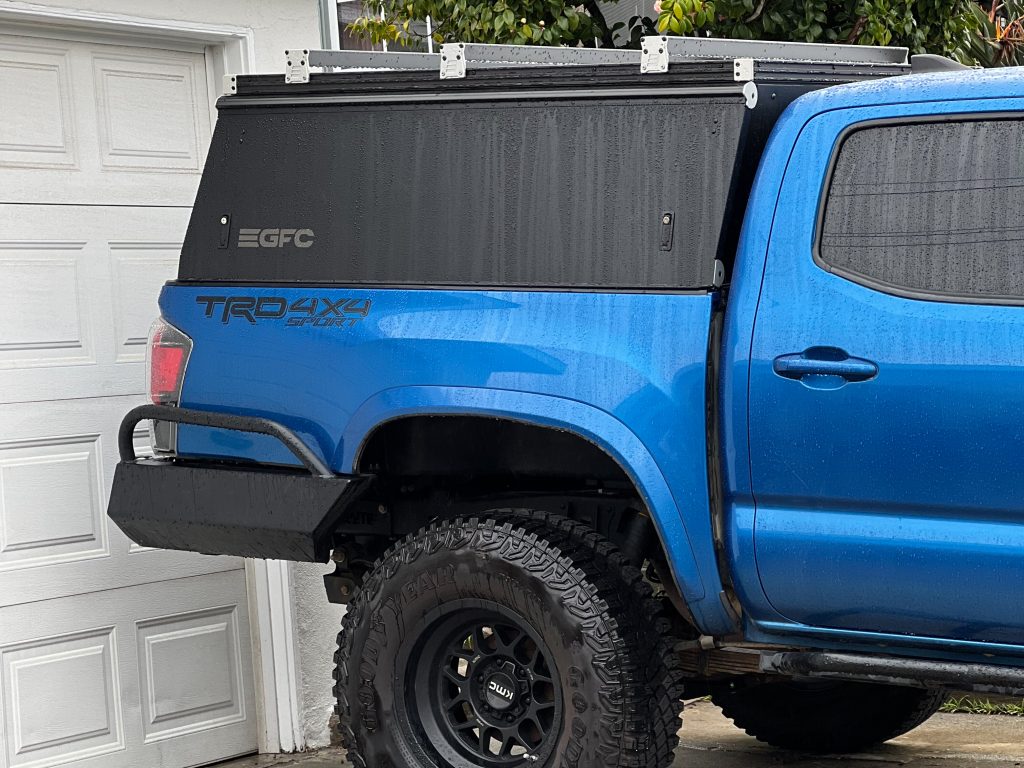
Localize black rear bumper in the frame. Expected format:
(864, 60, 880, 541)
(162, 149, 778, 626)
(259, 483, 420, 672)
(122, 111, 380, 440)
(107, 405, 365, 562)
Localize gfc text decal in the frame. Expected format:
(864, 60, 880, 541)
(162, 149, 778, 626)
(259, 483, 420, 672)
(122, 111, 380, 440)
(237, 228, 314, 248)
(196, 296, 370, 327)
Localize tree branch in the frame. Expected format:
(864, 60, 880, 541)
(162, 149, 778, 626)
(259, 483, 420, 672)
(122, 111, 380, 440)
(583, 0, 617, 48)
(744, 0, 769, 24)
(845, 15, 867, 43)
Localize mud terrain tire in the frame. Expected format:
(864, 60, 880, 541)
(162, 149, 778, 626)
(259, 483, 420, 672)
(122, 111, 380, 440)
(333, 514, 684, 768)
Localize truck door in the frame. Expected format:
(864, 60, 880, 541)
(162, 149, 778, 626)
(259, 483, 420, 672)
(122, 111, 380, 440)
(747, 105, 1024, 646)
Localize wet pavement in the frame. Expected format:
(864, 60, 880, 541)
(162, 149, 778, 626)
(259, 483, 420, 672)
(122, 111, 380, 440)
(213, 700, 1024, 767)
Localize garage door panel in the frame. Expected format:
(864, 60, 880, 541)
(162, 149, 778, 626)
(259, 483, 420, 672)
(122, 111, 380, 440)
(2, 27, 256, 767)
(0, 206, 186, 402)
(0, 34, 210, 206)
(0, 240, 93, 371)
(93, 51, 207, 174)
(0, 433, 107, 572)
(136, 605, 246, 743)
(109, 243, 181, 363)
(0, 397, 245, 610)
(0, 571, 256, 768)
(1, 626, 124, 768)
(0, 39, 76, 171)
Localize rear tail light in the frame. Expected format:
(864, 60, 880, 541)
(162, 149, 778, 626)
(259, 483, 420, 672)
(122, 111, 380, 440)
(146, 318, 192, 454)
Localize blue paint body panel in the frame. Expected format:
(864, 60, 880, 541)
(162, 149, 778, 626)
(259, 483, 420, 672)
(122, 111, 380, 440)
(162, 288, 736, 634)
(162, 65, 1024, 661)
(724, 68, 1024, 657)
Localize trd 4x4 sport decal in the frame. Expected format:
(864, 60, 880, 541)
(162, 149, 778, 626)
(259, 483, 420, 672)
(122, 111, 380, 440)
(196, 296, 371, 327)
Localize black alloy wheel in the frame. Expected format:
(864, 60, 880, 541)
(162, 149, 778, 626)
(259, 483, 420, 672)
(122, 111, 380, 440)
(408, 608, 562, 766)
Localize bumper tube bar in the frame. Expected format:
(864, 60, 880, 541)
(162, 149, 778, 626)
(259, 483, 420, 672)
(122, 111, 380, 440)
(107, 405, 364, 562)
(118, 404, 333, 476)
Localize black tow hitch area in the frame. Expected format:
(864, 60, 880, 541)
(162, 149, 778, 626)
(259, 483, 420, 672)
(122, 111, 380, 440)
(107, 405, 365, 562)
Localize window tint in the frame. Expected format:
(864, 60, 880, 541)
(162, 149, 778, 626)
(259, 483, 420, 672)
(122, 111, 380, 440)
(819, 118, 1024, 302)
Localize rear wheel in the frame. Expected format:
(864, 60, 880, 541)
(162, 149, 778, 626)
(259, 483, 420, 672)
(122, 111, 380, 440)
(333, 513, 684, 767)
(712, 679, 945, 753)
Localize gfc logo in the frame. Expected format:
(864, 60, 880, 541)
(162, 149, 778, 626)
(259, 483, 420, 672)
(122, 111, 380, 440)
(237, 228, 314, 248)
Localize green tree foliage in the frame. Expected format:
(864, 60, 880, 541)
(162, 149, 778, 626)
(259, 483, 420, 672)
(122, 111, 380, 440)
(655, 0, 978, 61)
(966, 0, 1024, 64)
(348, 1, 619, 48)
(350, 0, 1023, 66)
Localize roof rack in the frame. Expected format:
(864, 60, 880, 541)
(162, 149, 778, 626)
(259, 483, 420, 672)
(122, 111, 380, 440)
(281, 36, 910, 84)
(639, 36, 907, 73)
(283, 44, 638, 83)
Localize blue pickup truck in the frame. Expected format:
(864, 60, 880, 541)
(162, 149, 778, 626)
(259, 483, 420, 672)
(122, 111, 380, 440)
(108, 37, 1024, 768)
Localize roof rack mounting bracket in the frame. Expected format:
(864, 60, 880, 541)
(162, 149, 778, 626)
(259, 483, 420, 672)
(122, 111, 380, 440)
(440, 43, 466, 79)
(640, 36, 669, 74)
(284, 49, 311, 84)
(733, 57, 754, 82)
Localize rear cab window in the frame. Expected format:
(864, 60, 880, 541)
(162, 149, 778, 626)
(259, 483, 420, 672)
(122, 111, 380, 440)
(817, 117, 1024, 303)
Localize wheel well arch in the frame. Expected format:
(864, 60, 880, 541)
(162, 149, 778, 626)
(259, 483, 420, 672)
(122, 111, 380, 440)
(343, 414, 691, 610)
(329, 386, 723, 631)
(354, 413, 632, 487)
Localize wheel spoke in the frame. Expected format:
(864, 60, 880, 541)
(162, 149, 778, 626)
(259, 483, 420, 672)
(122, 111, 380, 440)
(500, 728, 525, 756)
(494, 624, 524, 656)
(513, 633, 539, 666)
(442, 667, 467, 687)
(532, 653, 553, 682)
(474, 627, 495, 655)
(444, 689, 468, 708)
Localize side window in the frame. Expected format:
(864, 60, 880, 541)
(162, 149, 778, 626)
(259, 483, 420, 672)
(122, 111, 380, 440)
(819, 117, 1024, 303)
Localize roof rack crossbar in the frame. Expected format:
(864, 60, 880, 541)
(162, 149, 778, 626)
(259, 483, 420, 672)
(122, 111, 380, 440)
(441, 42, 639, 78)
(286, 49, 442, 83)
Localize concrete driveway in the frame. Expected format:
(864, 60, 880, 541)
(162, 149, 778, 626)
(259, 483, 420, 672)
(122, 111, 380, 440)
(217, 700, 1024, 768)
(678, 700, 1023, 766)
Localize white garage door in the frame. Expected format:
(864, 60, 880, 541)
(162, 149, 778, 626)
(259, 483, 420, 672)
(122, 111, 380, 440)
(0, 28, 256, 768)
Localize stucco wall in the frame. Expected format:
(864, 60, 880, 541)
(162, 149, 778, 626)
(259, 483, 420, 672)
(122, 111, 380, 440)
(22, 0, 323, 71)
(293, 561, 345, 747)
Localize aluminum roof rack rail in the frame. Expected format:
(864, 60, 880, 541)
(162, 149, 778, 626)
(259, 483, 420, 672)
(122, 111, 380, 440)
(282, 37, 913, 85)
(282, 37, 918, 85)
(437, 42, 638, 79)
(284, 44, 639, 84)
(638, 36, 909, 74)
(285, 49, 441, 83)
